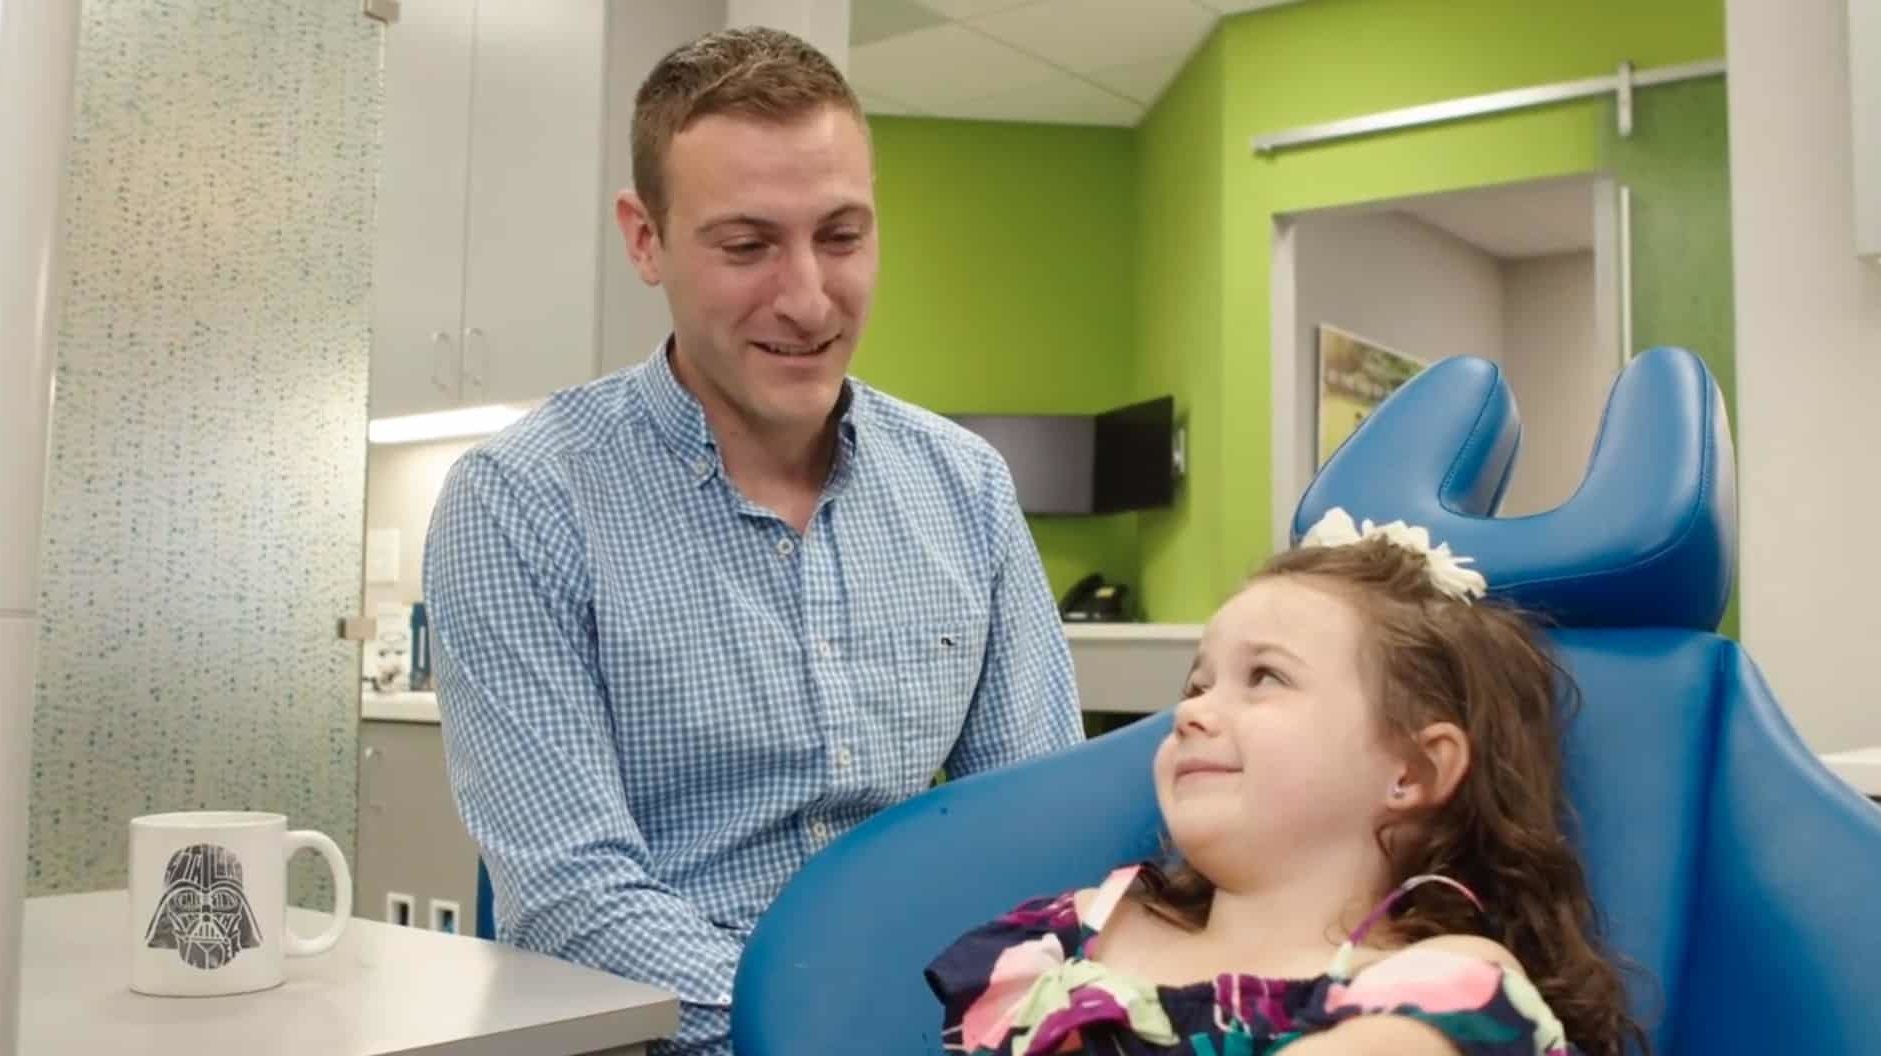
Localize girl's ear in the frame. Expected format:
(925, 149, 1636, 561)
(1384, 721, 1471, 812)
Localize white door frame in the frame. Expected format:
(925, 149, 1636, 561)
(0, 0, 81, 1051)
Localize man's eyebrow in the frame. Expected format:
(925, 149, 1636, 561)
(819, 203, 874, 224)
(693, 204, 873, 237)
(695, 214, 780, 237)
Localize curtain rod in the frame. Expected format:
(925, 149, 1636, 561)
(1250, 58, 1726, 156)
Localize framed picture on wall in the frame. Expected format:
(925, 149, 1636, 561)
(1315, 325, 1427, 467)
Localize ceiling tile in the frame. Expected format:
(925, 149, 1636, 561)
(940, 71, 1142, 126)
(850, 0, 951, 47)
(849, 22, 1065, 108)
(861, 94, 923, 116)
(1086, 51, 1186, 105)
(913, 0, 1040, 17)
(1194, 0, 1307, 12)
(970, 0, 1215, 74)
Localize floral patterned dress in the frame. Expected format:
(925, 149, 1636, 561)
(924, 864, 1578, 1056)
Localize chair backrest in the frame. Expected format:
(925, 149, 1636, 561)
(732, 348, 1881, 1055)
(475, 858, 494, 941)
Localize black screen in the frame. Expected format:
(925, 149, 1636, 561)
(1093, 396, 1175, 514)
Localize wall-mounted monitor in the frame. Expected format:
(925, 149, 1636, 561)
(946, 414, 1094, 515)
(949, 396, 1177, 516)
(1094, 396, 1176, 513)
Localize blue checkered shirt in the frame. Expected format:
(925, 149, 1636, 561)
(424, 345, 1082, 1054)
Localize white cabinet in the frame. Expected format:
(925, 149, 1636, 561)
(457, 0, 605, 409)
(1852, 0, 1880, 259)
(371, 0, 713, 420)
(371, 0, 476, 419)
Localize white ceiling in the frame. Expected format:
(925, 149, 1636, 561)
(849, 0, 1305, 127)
(1395, 177, 1599, 260)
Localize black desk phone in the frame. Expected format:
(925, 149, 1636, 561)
(1060, 573, 1131, 622)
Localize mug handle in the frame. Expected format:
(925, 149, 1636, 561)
(282, 829, 353, 957)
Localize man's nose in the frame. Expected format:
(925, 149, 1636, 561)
(772, 243, 834, 332)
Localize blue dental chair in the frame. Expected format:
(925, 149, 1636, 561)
(731, 346, 1881, 1055)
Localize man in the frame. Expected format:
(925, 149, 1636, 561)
(423, 27, 1082, 1054)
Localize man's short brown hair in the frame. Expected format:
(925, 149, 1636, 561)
(632, 27, 865, 235)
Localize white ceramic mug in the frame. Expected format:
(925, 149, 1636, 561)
(129, 811, 353, 997)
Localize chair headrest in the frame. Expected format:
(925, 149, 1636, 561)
(1292, 346, 1735, 630)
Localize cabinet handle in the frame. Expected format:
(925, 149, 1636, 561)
(360, 745, 382, 812)
(429, 330, 455, 396)
(464, 327, 488, 391)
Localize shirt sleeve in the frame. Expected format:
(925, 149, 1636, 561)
(943, 458, 1084, 779)
(1319, 947, 1579, 1056)
(424, 450, 742, 1051)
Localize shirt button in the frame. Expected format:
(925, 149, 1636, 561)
(691, 458, 711, 480)
(811, 819, 830, 840)
(816, 639, 835, 660)
(775, 537, 795, 557)
(837, 745, 853, 768)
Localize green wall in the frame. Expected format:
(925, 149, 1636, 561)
(1133, 34, 1227, 624)
(1132, 0, 1726, 620)
(1604, 79, 1736, 422)
(858, 116, 1141, 600)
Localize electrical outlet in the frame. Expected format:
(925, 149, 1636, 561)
(429, 898, 461, 935)
(386, 892, 415, 927)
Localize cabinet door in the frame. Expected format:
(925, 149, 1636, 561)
(459, 0, 607, 408)
(369, 0, 477, 420)
(356, 720, 482, 935)
(597, 2, 721, 376)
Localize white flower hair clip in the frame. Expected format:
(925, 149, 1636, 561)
(1299, 507, 1489, 602)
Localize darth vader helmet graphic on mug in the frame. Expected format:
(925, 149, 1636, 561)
(143, 842, 263, 970)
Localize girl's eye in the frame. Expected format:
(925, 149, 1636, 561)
(1251, 666, 1285, 688)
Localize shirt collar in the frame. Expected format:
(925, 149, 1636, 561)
(641, 337, 716, 474)
(640, 335, 867, 484)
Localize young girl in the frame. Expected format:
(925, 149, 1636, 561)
(927, 509, 1645, 1056)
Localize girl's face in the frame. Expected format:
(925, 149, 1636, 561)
(1154, 576, 1407, 883)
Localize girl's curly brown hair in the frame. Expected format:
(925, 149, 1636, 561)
(1134, 537, 1649, 1056)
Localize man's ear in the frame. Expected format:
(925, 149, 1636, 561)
(615, 189, 663, 286)
(1384, 721, 1471, 813)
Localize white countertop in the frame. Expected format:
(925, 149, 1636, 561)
(362, 690, 440, 724)
(1820, 747, 1881, 797)
(22, 890, 677, 1056)
(1061, 621, 1205, 641)
(359, 624, 1205, 726)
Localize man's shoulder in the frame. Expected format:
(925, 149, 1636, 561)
(465, 367, 647, 483)
(850, 381, 1008, 488)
